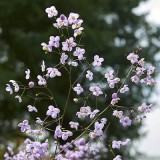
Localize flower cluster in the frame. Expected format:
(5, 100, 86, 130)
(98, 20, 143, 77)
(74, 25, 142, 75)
(4, 5, 156, 160)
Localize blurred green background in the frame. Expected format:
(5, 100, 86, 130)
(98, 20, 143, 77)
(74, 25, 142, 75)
(0, 0, 159, 159)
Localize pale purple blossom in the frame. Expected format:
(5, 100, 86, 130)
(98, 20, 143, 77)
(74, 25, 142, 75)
(68, 13, 79, 24)
(27, 105, 37, 112)
(90, 109, 100, 119)
(41, 42, 52, 52)
(68, 61, 78, 67)
(113, 155, 122, 160)
(53, 14, 68, 28)
(28, 81, 34, 88)
(127, 52, 139, 64)
(136, 67, 145, 76)
(45, 6, 58, 18)
(138, 58, 145, 66)
(92, 55, 104, 67)
(120, 85, 129, 93)
(49, 36, 60, 48)
(69, 122, 79, 130)
(73, 83, 84, 95)
(89, 86, 103, 96)
(46, 67, 61, 78)
(73, 47, 85, 60)
(37, 75, 46, 86)
(18, 120, 30, 132)
(113, 110, 123, 118)
(62, 37, 76, 51)
(120, 117, 132, 127)
(60, 52, 68, 64)
(131, 75, 140, 84)
(147, 65, 155, 76)
(46, 105, 60, 118)
(111, 93, 120, 106)
(72, 19, 83, 29)
(74, 27, 84, 37)
(86, 70, 93, 81)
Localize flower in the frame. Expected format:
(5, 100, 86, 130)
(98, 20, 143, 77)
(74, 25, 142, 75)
(28, 81, 34, 88)
(68, 13, 79, 24)
(25, 69, 30, 79)
(127, 52, 139, 64)
(89, 86, 103, 96)
(74, 27, 84, 37)
(68, 61, 78, 67)
(86, 70, 93, 81)
(18, 120, 30, 132)
(15, 95, 22, 103)
(92, 55, 104, 67)
(9, 80, 19, 92)
(41, 42, 52, 52)
(131, 75, 140, 83)
(6, 84, 13, 95)
(53, 14, 68, 28)
(45, 6, 58, 18)
(73, 47, 85, 60)
(73, 83, 84, 95)
(90, 109, 100, 119)
(113, 155, 122, 160)
(37, 75, 46, 86)
(120, 117, 132, 127)
(120, 85, 129, 93)
(69, 122, 79, 130)
(46, 105, 60, 119)
(111, 93, 120, 106)
(27, 105, 38, 112)
(62, 37, 76, 51)
(113, 110, 123, 118)
(49, 36, 60, 48)
(60, 52, 68, 64)
(46, 67, 61, 78)
(41, 60, 45, 72)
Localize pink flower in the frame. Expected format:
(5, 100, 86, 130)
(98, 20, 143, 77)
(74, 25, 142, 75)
(120, 85, 129, 93)
(131, 75, 140, 84)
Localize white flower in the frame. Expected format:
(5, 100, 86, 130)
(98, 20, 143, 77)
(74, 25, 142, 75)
(68, 61, 78, 67)
(15, 96, 22, 103)
(74, 27, 84, 37)
(6, 84, 13, 95)
(45, 6, 58, 18)
(41, 60, 45, 72)
(73, 83, 84, 95)
(9, 80, 19, 92)
(25, 69, 30, 79)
